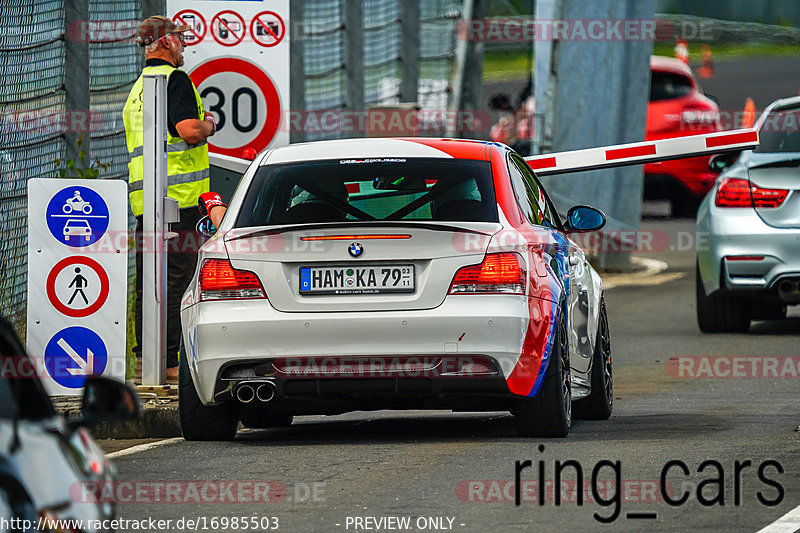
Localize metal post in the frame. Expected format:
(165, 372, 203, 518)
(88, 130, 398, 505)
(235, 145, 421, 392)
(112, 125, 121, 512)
(64, 0, 90, 170)
(532, 0, 557, 155)
(141, 0, 165, 17)
(446, 0, 475, 137)
(141, 74, 168, 386)
(399, 0, 420, 104)
(290, 0, 306, 144)
(344, 0, 364, 129)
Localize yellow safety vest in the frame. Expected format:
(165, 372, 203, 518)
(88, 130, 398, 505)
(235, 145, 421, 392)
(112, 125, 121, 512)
(123, 64, 210, 216)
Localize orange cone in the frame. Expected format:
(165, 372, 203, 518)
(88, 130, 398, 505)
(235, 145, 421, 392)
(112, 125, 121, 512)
(743, 98, 756, 128)
(698, 44, 714, 78)
(675, 39, 689, 64)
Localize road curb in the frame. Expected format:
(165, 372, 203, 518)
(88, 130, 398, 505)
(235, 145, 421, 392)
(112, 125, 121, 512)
(54, 395, 181, 439)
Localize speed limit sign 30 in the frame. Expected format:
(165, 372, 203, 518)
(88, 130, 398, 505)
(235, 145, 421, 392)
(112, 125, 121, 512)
(190, 58, 281, 157)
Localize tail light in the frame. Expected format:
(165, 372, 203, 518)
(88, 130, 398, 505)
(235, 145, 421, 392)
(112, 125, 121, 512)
(449, 253, 526, 295)
(199, 259, 266, 301)
(715, 178, 788, 208)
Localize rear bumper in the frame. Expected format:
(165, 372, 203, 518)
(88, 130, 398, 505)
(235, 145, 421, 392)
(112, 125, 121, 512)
(644, 156, 717, 198)
(696, 197, 800, 295)
(181, 295, 538, 405)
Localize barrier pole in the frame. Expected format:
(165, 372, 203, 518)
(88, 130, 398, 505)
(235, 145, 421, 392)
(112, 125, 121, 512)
(141, 74, 168, 386)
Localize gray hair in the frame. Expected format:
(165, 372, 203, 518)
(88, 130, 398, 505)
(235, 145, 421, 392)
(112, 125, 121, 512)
(144, 40, 160, 54)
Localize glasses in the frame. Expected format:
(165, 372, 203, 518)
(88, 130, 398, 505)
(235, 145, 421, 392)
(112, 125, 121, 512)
(168, 32, 186, 44)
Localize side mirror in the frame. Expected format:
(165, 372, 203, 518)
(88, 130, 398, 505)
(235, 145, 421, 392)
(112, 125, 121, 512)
(709, 151, 740, 173)
(68, 376, 141, 429)
(196, 215, 217, 238)
(564, 205, 606, 233)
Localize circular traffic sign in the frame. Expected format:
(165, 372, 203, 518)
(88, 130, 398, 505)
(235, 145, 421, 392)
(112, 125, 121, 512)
(211, 10, 246, 47)
(173, 9, 206, 46)
(46, 256, 109, 318)
(250, 11, 286, 48)
(44, 327, 108, 389)
(45, 186, 110, 247)
(191, 58, 281, 156)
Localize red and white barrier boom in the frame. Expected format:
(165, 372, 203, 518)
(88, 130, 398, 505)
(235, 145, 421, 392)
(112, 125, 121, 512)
(525, 128, 759, 176)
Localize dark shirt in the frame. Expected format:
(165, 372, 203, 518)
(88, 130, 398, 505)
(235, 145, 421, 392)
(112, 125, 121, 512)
(145, 58, 199, 138)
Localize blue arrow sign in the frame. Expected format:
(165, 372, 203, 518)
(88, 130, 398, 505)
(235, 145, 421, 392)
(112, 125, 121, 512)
(44, 327, 108, 388)
(46, 186, 110, 247)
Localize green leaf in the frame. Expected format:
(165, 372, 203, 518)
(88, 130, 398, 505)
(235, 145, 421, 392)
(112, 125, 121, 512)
(58, 169, 66, 178)
(66, 159, 75, 169)
(78, 150, 86, 161)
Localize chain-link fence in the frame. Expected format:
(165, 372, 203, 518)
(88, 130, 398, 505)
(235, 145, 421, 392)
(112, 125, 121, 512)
(90, 0, 142, 181)
(0, 1, 67, 335)
(301, 0, 462, 140)
(0, 0, 140, 336)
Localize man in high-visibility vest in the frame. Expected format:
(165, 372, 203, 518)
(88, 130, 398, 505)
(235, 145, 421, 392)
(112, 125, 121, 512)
(124, 16, 218, 381)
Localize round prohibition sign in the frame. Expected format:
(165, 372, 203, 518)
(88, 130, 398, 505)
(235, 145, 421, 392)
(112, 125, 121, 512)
(250, 11, 286, 48)
(46, 256, 109, 318)
(173, 9, 206, 46)
(211, 10, 246, 47)
(191, 58, 281, 157)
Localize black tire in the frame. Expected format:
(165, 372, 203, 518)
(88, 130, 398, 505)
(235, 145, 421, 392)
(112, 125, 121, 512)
(179, 355, 239, 441)
(696, 261, 751, 333)
(514, 313, 571, 437)
(239, 407, 293, 429)
(573, 299, 612, 420)
(751, 300, 787, 320)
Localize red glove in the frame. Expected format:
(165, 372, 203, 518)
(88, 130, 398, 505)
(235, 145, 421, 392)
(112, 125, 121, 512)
(198, 192, 226, 216)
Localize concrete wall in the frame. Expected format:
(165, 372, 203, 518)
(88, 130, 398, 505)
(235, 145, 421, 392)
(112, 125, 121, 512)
(535, 0, 655, 269)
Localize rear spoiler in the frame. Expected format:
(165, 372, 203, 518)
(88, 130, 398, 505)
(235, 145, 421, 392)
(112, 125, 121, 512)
(525, 128, 758, 176)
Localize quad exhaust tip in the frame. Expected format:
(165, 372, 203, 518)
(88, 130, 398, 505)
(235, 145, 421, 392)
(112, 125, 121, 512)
(235, 381, 277, 404)
(235, 384, 255, 404)
(777, 278, 800, 304)
(256, 383, 276, 403)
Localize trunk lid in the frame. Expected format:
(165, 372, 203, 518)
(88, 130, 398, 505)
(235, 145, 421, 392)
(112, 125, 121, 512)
(747, 159, 800, 229)
(223, 222, 501, 312)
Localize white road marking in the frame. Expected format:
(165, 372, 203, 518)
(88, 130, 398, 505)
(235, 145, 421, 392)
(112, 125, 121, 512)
(106, 437, 183, 459)
(757, 504, 800, 533)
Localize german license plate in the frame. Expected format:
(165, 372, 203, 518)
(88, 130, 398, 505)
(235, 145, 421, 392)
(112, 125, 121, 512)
(299, 265, 415, 295)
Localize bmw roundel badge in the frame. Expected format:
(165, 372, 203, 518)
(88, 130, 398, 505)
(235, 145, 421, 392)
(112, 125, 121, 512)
(348, 242, 363, 258)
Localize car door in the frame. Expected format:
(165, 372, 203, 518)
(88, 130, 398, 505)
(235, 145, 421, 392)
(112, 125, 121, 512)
(509, 154, 595, 375)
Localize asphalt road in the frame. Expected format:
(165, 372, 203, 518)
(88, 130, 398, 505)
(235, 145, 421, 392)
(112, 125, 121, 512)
(106, 220, 800, 533)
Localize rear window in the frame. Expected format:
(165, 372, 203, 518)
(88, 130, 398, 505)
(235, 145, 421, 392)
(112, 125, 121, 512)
(236, 158, 498, 227)
(649, 71, 693, 102)
(755, 106, 800, 153)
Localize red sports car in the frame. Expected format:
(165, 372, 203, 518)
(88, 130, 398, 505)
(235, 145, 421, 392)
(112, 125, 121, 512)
(645, 56, 722, 216)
